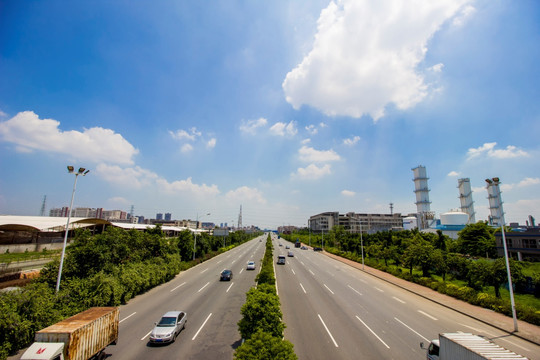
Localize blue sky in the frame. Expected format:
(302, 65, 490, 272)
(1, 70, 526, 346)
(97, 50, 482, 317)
(1, 0, 539, 229)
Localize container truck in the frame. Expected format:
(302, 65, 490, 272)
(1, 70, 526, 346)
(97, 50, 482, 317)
(420, 332, 527, 360)
(21, 307, 119, 360)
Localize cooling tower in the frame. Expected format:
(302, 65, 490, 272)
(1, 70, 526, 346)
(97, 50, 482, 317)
(457, 178, 476, 223)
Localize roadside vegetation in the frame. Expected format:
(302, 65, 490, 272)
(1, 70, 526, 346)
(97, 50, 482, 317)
(283, 223, 540, 326)
(0, 225, 259, 360)
(234, 234, 297, 360)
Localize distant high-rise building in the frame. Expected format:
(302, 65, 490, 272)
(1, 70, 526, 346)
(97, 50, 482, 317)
(165, 213, 172, 221)
(156, 213, 163, 221)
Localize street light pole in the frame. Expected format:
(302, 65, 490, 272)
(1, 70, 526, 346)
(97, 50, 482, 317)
(193, 212, 210, 261)
(56, 166, 89, 293)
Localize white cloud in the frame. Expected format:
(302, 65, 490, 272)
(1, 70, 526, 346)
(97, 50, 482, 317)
(467, 142, 529, 160)
(240, 118, 268, 135)
(157, 177, 220, 196)
(282, 0, 471, 121)
(301, 138, 311, 145)
(291, 163, 332, 180)
(207, 138, 217, 149)
(430, 63, 444, 73)
(269, 121, 298, 137)
(96, 164, 159, 189)
(341, 190, 356, 197)
(343, 136, 360, 146)
(0, 111, 138, 165)
(181, 143, 193, 153)
(518, 177, 540, 187)
(225, 186, 267, 204)
(447, 171, 460, 177)
(107, 196, 130, 206)
(298, 145, 340, 162)
(452, 4, 476, 27)
(0, 110, 7, 118)
(305, 124, 318, 135)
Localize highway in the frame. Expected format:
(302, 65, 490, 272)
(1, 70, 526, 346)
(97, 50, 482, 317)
(106, 234, 267, 360)
(272, 234, 539, 360)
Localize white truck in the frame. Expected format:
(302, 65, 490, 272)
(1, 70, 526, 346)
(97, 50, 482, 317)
(21, 307, 119, 360)
(420, 333, 527, 360)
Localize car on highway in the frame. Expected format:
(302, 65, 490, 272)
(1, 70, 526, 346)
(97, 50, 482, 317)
(149, 311, 187, 344)
(285, 245, 290, 249)
(301, 246, 308, 250)
(220, 269, 233, 281)
(313, 247, 323, 251)
(246, 261, 256, 270)
(288, 251, 294, 257)
(277, 255, 286, 264)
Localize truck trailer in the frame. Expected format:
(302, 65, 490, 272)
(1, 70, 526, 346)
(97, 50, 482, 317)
(21, 307, 119, 360)
(421, 333, 527, 360)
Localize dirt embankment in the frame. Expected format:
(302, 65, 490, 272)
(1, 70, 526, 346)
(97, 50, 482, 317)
(0, 269, 40, 289)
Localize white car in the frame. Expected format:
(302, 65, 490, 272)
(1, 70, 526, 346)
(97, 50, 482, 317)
(247, 261, 256, 270)
(149, 311, 187, 344)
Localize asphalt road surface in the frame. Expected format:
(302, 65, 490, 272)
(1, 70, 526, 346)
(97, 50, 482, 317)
(272, 234, 539, 360)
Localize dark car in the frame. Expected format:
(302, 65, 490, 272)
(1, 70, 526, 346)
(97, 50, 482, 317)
(220, 269, 233, 281)
(149, 311, 187, 344)
(277, 255, 286, 264)
(301, 246, 308, 250)
(313, 247, 323, 251)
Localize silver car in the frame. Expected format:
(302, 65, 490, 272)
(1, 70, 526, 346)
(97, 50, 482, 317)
(149, 311, 187, 344)
(246, 261, 256, 270)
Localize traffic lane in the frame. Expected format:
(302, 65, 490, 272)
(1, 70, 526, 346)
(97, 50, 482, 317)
(300, 252, 539, 358)
(109, 237, 265, 359)
(277, 256, 390, 359)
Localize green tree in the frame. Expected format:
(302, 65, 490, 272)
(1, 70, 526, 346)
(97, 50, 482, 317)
(457, 222, 496, 257)
(238, 286, 284, 339)
(401, 234, 436, 276)
(234, 329, 297, 360)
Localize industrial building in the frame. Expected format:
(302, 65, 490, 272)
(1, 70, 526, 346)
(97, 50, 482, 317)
(309, 211, 403, 234)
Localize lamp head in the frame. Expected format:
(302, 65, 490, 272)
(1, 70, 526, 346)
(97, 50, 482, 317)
(83, 170, 90, 175)
(67, 166, 74, 173)
(485, 179, 492, 184)
(78, 167, 86, 174)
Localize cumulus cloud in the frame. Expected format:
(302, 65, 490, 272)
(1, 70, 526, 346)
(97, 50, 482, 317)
(305, 124, 318, 135)
(343, 136, 360, 146)
(453, 4, 476, 27)
(341, 190, 356, 197)
(96, 164, 159, 188)
(181, 143, 193, 153)
(269, 121, 298, 137)
(282, 0, 472, 121)
(447, 171, 460, 177)
(207, 138, 217, 149)
(0, 111, 138, 165)
(169, 127, 201, 141)
(298, 145, 340, 162)
(156, 177, 220, 196)
(225, 186, 267, 204)
(467, 142, 529, 160)
(291, 164, 332, 180)
(240, 117, 268, 134)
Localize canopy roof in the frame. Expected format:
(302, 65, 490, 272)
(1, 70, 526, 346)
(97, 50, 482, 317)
(0, 216, 111, 232)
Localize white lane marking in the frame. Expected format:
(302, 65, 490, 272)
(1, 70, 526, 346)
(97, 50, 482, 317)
(359, 279, 367, 284)
(120, 312, 136, 323)
(141, 330, 152, 341)
(324, 284, 334, 294)
(170, 282, 187, 292)
(348, 285, 362, 296)
(240, 268, 244, 274)
(217, 260, 223, 264)
(417, 310, 438, 321)
(392, 296, 405, 304)
(309, 270, 315, 276)
(300, 261, 305, 266)
(200, 268, 208, 274)
(192, 313, 212, 341)
(356, 316, 390, 348)
(394, 317, 429, 342)
(226, 282, 234, 293)
(318, 314, 339, 347)
(458, 323, 486, 334)
(291, 268, 296, 275)
(299, 283, 307, 294)
(198, 282, 210, 292)
(374, 287, 384, 292)
(232, 260, 236, 264)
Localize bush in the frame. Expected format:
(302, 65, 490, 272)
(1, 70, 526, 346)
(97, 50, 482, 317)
(234, 329, 297, 360)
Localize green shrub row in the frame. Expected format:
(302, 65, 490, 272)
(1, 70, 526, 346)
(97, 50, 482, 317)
(325, 247, 540, 326)
(234, 234, 297, 360)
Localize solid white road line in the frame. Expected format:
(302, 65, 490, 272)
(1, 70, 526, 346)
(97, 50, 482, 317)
(348, 285, 362, 296)
(226, 282, 234, 293)
(120, 312, 136, 323)
(394, 317, 429, 342)
(318, 314, 339, 347)
(417, 310, 438, 321)
(299, 283, 307, 294)
(198, 282, 210, 292)
(192, 313, 213, 341)
(170, 282, 187, 292)
(324, 284, 334, 294)
(356, 316, 390, 348)
(141, 330, 152, 341)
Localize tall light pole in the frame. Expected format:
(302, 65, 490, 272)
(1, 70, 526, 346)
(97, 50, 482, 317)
(56, 166, 89, 293)
(193, 212, 210, 261)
